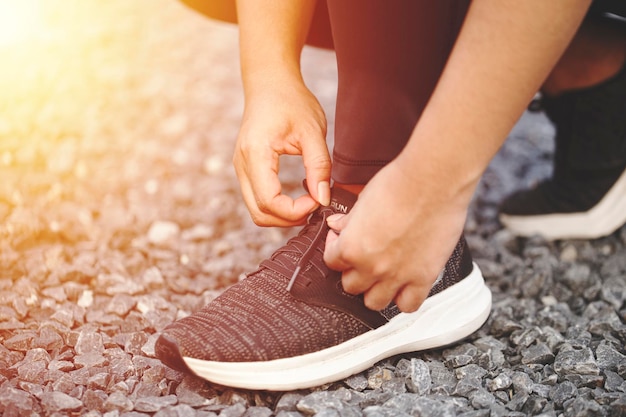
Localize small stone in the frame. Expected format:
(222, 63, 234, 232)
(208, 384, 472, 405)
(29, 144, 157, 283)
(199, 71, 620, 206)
(595, 340, 626, 372)
(521, 395, 547, 415)
(17, 359, 47, 384)
(40, 391, 83, 413)
(521, 343, 555, 365)
(275, 392, 304, 412)
(51, 308, 75, 327)
(511, 372, 534, 396)
(98, 273, 145, 296)
(455, 364, 487, 381)
(82, 389, 108, 412)
(175, 376, 214, 407)
(220, 402, 248, 417)
(407, 358, 431, 395)
(3, 331, 37, 351)
(559, 244, 578, 262)
(125, 332, 149, 355)
(106, 294, 136, 316)
(488, 372, 512, 391)
(604, 370, 625, 392)
(104, 391, 134, 412)
(134, 395, 178, 412)
(563, 396, 605, 417)
(428, 361, 457, 395)
(52, 373, 76, 394)
(443, 344, 477, 368)
(554, 347, 599, 377)
(297, 390, 352, 415)
(141, 332, 159, 357)
(148, 220, 180, 245)
(204, 155, 225, 174)
(243, 406, 273, 417)
(491, 316, 523, 336)
(344, 373, 369, 391)
(362, 405, 412, 417)
(35, 325, 64, 350)
(600, 285, 626, 310)
(549, 381, 578, 408)
(367, 366, 393, 390)
(78, 289, 94, 308)
(0, 385, 38, 415)
(75, 330, 105, 355)
(49, 359, 74, 372)
(87, 372, 112, 390)
(181, 224, 214, 241)
(75, 351, 108, 369)
(609, 396, 626, 417)
(469, 388, 497, 409)
(141, 267, 165, 288)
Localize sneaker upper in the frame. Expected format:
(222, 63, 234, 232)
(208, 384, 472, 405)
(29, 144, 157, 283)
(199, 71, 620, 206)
(156, 187, 473, 368)
(500, 63, 626, 216)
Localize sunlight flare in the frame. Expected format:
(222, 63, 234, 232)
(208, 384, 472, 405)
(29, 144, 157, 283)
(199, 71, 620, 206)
(0, 0, 45, 45)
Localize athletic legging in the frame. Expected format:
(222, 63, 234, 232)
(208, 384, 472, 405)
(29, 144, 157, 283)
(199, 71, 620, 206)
(327, 1, 469, 184)
(178, 0, 624, 184)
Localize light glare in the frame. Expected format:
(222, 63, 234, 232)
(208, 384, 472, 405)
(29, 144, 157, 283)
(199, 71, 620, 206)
(0, 0, 44, 45)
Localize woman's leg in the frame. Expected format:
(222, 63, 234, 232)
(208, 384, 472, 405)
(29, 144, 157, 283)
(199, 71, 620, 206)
(327, 0, 470, 185)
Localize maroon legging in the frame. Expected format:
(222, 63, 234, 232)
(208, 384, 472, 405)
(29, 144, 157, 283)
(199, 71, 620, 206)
(327, 1, 470, 184)
(179, 0, 469, 183)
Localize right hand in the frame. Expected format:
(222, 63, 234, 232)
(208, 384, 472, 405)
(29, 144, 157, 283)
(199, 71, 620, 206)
(233, 76, 331, 227)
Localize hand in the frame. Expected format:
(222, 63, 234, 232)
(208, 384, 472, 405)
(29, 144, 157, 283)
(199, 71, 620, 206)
(234, 77, 331, 226)
(323, 157, 470, 313)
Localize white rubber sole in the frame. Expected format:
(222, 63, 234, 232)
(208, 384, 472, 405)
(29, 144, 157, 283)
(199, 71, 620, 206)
(500, 167, 626, 240)
(183, 263, 491, 391)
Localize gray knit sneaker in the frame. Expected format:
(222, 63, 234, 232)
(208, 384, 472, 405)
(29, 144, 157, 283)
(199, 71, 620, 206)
(155, 187, 491, 390)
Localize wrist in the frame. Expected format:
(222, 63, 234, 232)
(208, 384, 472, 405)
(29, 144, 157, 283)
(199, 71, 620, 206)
(242, 65, 304, 99)
(395, 148, 481, 210)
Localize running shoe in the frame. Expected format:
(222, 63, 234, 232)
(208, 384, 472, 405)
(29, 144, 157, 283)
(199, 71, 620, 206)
(499, 64, 626, 240)
(155, 187, 491, 390)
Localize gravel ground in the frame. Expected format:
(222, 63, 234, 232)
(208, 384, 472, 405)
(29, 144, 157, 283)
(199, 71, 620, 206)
(1, 1, 625, 416)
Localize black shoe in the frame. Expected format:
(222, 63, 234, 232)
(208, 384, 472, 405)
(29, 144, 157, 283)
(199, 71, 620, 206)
(499, 64, 626, 240)
(155, 188, 491, 390)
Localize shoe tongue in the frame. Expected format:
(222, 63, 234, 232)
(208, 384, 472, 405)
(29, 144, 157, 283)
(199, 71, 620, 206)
(329, 187, 358, 214)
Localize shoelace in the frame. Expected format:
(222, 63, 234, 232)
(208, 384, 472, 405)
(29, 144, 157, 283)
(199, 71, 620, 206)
(257, 207, 334, 291)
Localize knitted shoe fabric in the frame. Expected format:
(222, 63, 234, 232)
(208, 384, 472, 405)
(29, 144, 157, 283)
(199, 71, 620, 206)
(156, 187, 491, 390)
(500, 63, 626, 240)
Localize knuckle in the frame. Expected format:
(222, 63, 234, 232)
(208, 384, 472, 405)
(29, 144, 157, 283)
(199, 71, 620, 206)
(249, 212, 271, 227)
(338, 245, 361, 265)
(307, 154, 332, 171)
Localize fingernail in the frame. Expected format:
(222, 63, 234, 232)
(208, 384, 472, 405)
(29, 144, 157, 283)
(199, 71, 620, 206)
(318, 181, 330, 206)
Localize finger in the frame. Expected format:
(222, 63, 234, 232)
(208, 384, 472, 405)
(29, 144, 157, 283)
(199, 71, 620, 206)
(394, 284, 429, 313)
(237, 169, 310, 227)
(339, 267, 375, 296)
(301, 137, 332, 206)
(362, 279, 403, 311)
(326, 213, 348, 233)
(246, 147, 317, 223)
(324, 231, 354, 272)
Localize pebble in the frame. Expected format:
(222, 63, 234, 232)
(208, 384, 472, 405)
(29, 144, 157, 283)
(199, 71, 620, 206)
(40, 391, 83, 413)
(148, 221, 181, 245)
(554, 348, 600, 377)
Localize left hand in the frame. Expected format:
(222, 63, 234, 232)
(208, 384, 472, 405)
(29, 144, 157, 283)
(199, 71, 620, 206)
(323, 157, 470, 313)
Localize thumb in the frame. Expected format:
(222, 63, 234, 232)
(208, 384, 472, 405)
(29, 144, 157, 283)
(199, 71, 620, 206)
(326, 213, 348, 233)
(302, 139, 331, 206)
